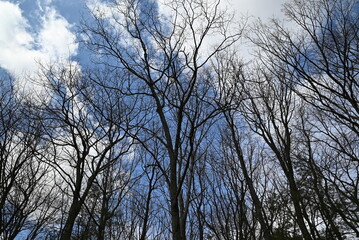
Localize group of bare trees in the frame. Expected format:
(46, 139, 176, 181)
(0, 0, 357, 239)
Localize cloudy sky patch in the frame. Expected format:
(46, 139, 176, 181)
(0, 0, 289, 80)
(0, 0, 78, 79)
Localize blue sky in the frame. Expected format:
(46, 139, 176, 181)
(0, 0, 80, 78)
(0, 0, 287, 81)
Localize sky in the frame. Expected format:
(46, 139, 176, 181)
(231, 0, 287, 19)
(0, 0, 288, 82)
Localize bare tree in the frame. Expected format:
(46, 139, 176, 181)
(0, 76, 56, 240)
(30, 64, 136, 240)
(236, 65, 319, 239)
(1, 0, 356, 239)
(81, 0, 241, 239)
(251, 0, 358, 134)
(249, 0, 358, 238)
(212, 53, 273, 239)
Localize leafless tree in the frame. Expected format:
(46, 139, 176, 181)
(29, 64, 136, 240)
(81, 0, 241, 239)
(212, 53, 274, 239)
(249, 0, 358, 238)
(0, 0, 356, 239)
(0, 75, 57, 240)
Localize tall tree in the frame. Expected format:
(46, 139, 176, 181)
(249, 0, 358, 237)
(0, 76, 55, 240)
(81, 0, 241, 239)
(32, 64, 136, 240)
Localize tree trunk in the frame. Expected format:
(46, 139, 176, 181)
(170, 194, 183, 240)
(226, 114, 272, 240)
(60, 199, 82, 240)
(287, 175, 313, 240)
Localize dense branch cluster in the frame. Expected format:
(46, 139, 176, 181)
(0, 0, 357, 239)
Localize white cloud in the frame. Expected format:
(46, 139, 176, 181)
(0, 1, 35, 75)
(0, 1, 78, 81)
(225, 0, 288, 20)
(38, 8, 78, 59)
